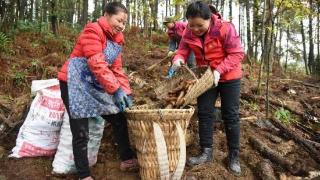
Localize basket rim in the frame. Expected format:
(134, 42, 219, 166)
(125, 106, 195, 113)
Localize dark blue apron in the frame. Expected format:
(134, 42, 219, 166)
(67, 40, 122, 119)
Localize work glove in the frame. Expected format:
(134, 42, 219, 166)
(114, 88, 133, 112)
(172, 58, 184, 71)
(166, 59, 184, 78)
(167, 51, 175, 57)
(213, 70, 220, 87)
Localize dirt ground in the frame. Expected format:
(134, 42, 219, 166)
(0, 30, 319, 180)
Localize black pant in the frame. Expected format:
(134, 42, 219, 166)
(59, 81, 134, 179)
(197, 79, 240, 152)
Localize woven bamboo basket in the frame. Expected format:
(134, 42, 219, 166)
(126, 105, 195, 180)
(154, 67, 214, 108)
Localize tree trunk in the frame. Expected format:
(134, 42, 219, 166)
(165, 0, 168, 17)
(149, 0, 158, 30)
(142, 0, 149, 35)
(0, 0, 6, 28)
(284, 27, 289, 73)
(300, 21, 309, 75)
(317, 1, 320, 77)
(253, 0, 260, 61)
(77, 0, 81, 24)
(308, 0, 315, 75)
(257, 0, 267, 95)
(239, 3, 244, 46)
(126, 0, 130, 26)
(66, 0, 75, 24)
(216, 0, 219, 10)
(245, 0, 253, 66)
(317, 1, 320, 57)
(28, 0, 34, 21)
(81, 0, 88, 26)
(169, 0, 172, 16)
(263, 0, 274, 118)
(50, 0, 58, 35)
(229, 0, 232, 21)
(278, 23, 283, 70)
(249, 136, 307, 175)
(270, 17, 278, 72)
(35, 0, 40, 20)
(132, 0, 136, 26)
(220, 0, 225, 17)
(18, 0, 27, 20)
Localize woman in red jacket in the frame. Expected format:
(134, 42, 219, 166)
(58, 2, 137, 179)
(171, 1, 244, 176)
(163, 17, 195, 70)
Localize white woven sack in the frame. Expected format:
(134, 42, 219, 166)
(9, 79, 64, 158)
(52, 113, 105, 174)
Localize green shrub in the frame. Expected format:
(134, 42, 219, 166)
(16, 20, 50, 33)
(0, 32, 11, 52)
(274, 107, 296, 124)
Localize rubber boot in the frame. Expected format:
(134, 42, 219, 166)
(187, 148, 213, 167)
(228, 149, 241, 176)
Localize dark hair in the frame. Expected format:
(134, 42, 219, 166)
(208, 4, 222, 19)
(186, 1, 220, 20)
(103, 2, 128, 15)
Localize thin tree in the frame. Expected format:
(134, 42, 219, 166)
(308, 0, 315, 75)
(257, 0, 267, 95)
(29, 0, 34, 21)
(126, 0, 130, 26)
(264, 0, 274, 119)
(252, 0, 260, 61)
(18, 0, 28, 20)
(49, 0, 58, 35)
(284, 27, 290, 73)
(229, 0, 232, 21)
(300, 20, 309, 75)
(245, 0, 253, 66)
(132, 0, 136, 26)
(81, 0, 88, 26)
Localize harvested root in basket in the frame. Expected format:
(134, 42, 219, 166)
(163, 79, 196, 109)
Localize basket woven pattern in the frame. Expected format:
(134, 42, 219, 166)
(126, 105, 194, 180)
(154, 67, 214, 108)
(182, 68, 213, 107)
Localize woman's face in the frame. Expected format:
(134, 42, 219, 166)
(166, 22, 175, 29)
(187, 17, 210, 37)
(105, 11, 128, 34)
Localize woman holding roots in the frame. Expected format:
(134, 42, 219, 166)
(169, 1, 244, 176)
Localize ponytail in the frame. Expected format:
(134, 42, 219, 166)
(208, 4, 222, 19)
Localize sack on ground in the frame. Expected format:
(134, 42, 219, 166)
(9, 79, 65, 158)
(52, 113, 105, 174)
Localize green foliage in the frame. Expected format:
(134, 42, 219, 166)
(0, 32, 11, 53)
(13, 71, 27, 86)
(274, 107, 296, 124)
(58, 37, 74, 54)
(16, 20, 50, 33)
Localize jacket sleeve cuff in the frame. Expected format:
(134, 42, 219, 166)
(172, 55, 186, 64)
(215, 66, 224, 74)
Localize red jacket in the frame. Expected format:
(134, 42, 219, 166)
(167, 22, 187, 42)
(173, 15, 244, 82)
(58, 17, 131, 95)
